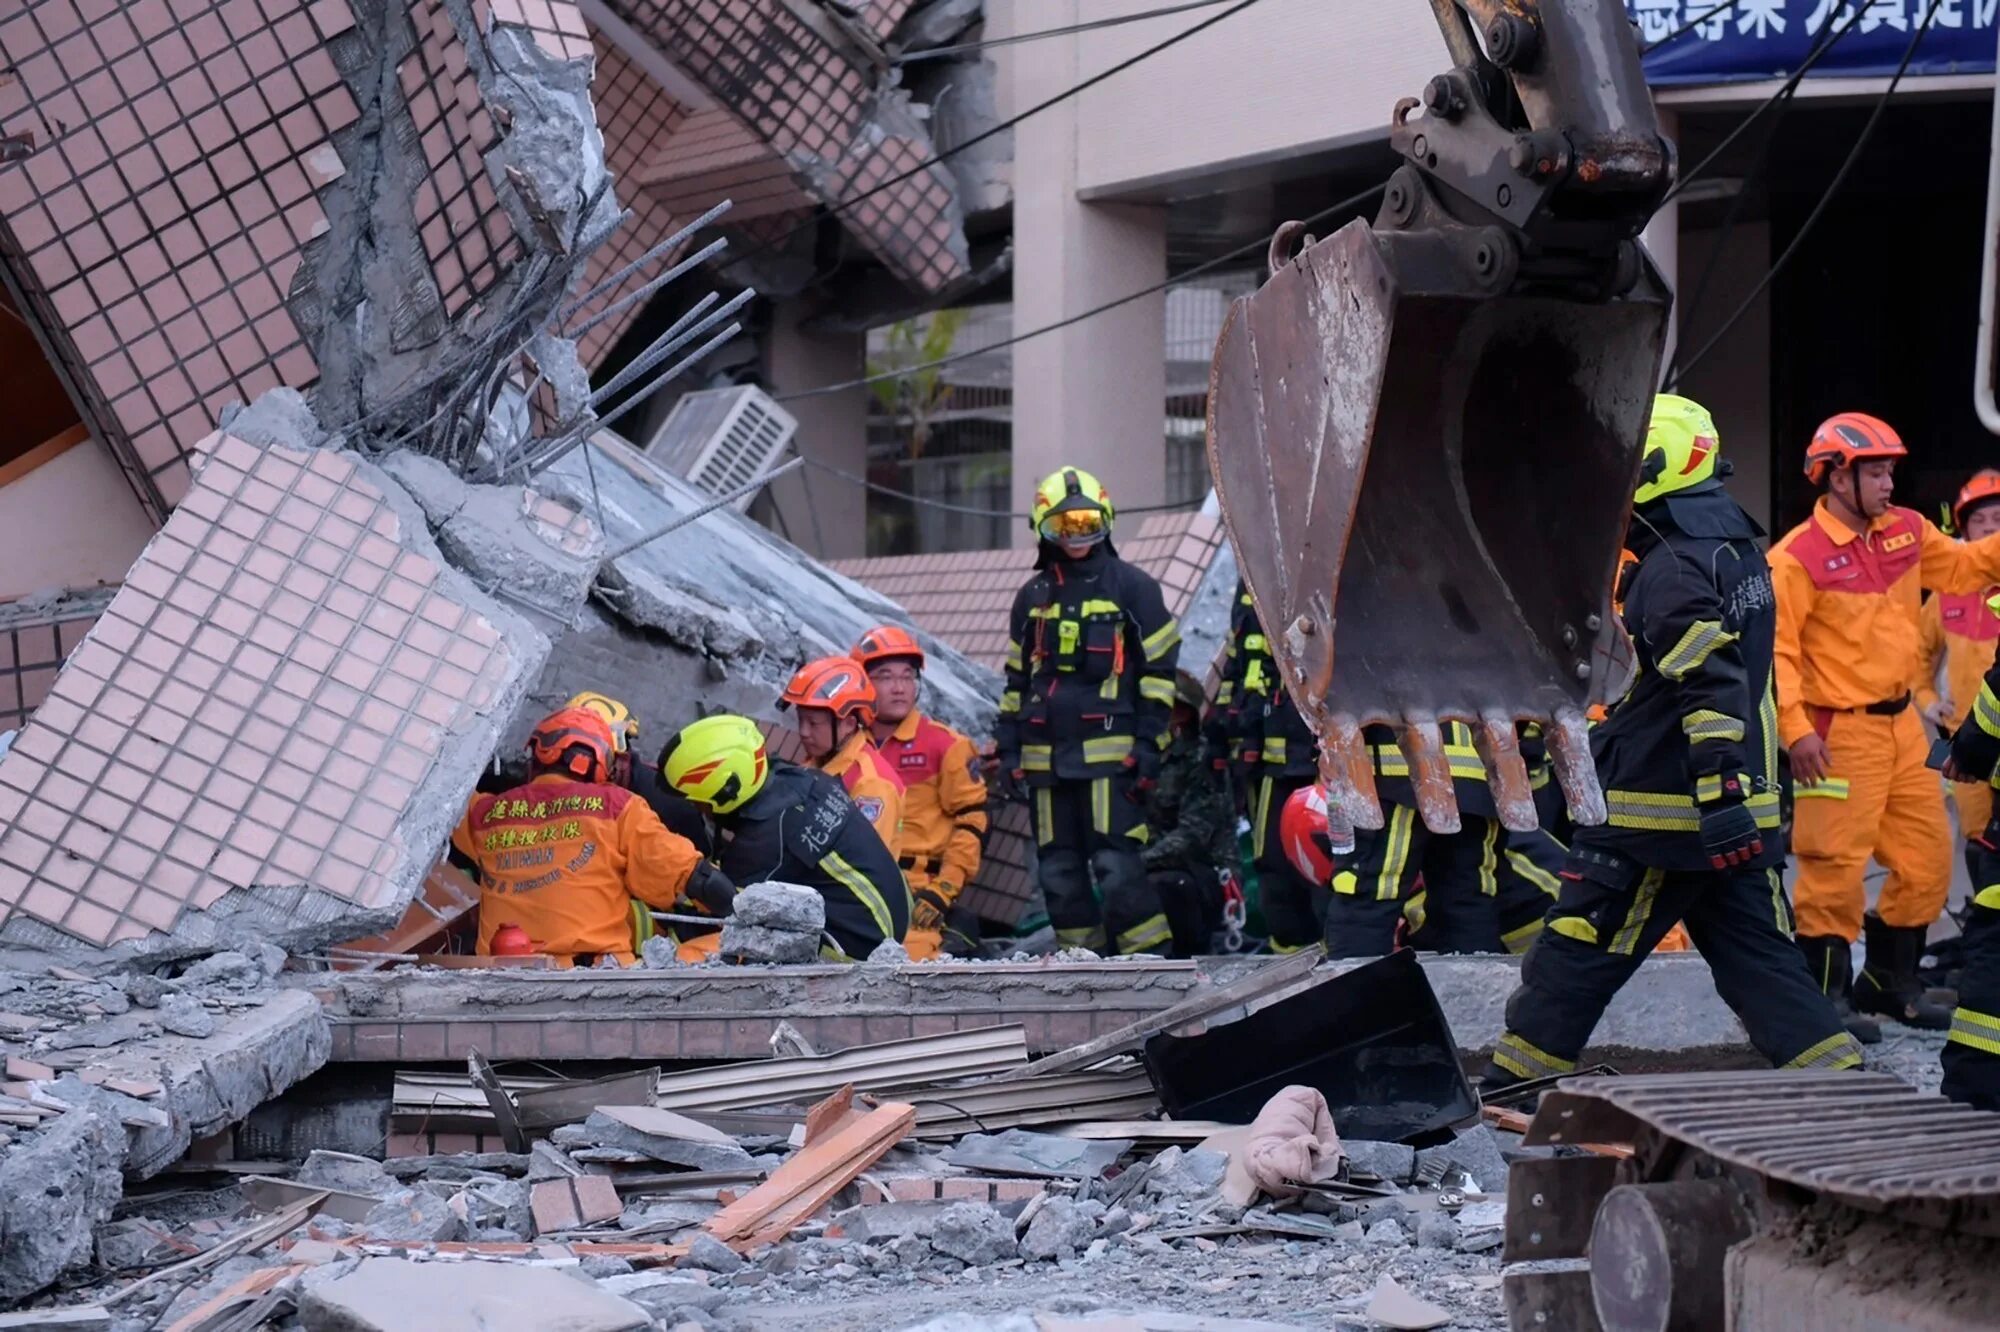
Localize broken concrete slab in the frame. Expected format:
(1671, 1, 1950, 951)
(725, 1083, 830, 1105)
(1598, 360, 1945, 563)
(298, 1150, 398, 1198)
(0, 1088, 124, 1301)
(362, 1188, 464, 1244)
(732, 883, 827, 936)
(719, 922, 820, 966)
(929, 1200, 1019, 1266)
(298, 1256, 650, 1332)
(0, 408, 550, 964)
(575, 1108, 756, 1173)
(531, 1175, 623, 1234)
(946, 1132, 1131, 1181)
(532, 439, 1000, 745)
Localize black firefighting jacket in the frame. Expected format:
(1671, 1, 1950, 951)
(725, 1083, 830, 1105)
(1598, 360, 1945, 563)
(1575, 489, 1783, 872)
(714, 763, 911, 959)
(1210, 581, 1317, 782)
(996, 542, 1181, 786)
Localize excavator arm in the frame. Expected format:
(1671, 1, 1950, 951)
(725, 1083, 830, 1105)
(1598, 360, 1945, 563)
(1206, 0, 1674, 838)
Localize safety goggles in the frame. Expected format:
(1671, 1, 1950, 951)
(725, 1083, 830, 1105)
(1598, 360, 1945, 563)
(1038, 506, 1108, 544)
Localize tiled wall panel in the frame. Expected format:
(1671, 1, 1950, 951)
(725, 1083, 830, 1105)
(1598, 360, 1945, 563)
(0, 0, 359, 514)
(0, 603, 105, 733)
(0, 434, 516, 948)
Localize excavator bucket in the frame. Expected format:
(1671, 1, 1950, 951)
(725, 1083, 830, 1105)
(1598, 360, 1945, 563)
(1208, 217, 1667, 834)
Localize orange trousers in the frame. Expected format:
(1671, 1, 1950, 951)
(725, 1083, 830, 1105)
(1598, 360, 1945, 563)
(1793, 706, 1952, 941)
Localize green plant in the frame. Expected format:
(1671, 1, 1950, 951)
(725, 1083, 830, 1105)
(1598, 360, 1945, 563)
(867, 308, 968, 460)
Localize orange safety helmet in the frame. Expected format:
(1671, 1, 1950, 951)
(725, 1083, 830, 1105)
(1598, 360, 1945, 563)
(780, 656, 877, 725)
(1955, 469, 2000, 532)
(1803, 411, 1907, 486)
(528, 707, 616, 782)
(852, 624, 926, 673)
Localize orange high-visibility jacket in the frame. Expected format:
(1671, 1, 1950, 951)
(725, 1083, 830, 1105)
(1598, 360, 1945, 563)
(1769, 501, 2000, 747)
(821, 730, 905, 857)
(875, 710, 988, 903)
(1915, 588, 2000, 731)
(453, 773, 703, 964)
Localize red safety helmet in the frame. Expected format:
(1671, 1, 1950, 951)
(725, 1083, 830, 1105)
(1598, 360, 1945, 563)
(528, 707, 616, 783)
(1280, 784, 1341, 887)
(852, 624, 926, 673)
(1955, 469, 2000, 532)
(780, 656, 877, 725)
(1803, 411, 1906, 486)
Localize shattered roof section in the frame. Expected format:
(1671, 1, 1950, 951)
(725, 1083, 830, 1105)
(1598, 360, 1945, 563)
(833, 513, 1229, 671)
(0, 0, 358, 517)
(635, 107, 816, 223)
(0, 429, 542, 956)
(606, 0, 969, 293)
(571, 36, 691, 368)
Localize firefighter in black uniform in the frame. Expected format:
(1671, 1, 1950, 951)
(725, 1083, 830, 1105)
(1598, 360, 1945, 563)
(997, 467, 1180, 956)
(1321, 723, 1566, 957)
(1479, 394, 1862, 1087)
(660, 714, 909, 960)
(1214, 582, 1324, 951)
(1936, 597, 2000, 1109)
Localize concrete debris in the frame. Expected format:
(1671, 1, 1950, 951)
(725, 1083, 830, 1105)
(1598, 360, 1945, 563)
(732, 883, 829, 936)
(1364, 1273, 1454, 1330)
(297, 1151, 397, 1198)
(298, 1257, 649, 1332)
(1340, 1140, 1418, 1186)
(153, 994, 216, 1041)
(929, 1200, 1020, 1266)
(576, 1107, 755, 1173)
(0, 1089, 123, 1300)
(947, 1131, 1133, 1180)
(361, 1189, 464, 1245)
(682, 1233, 746, 1275)
(1018, 1196, 1103, 1262)
(718, 923, 821, 966)
(1413, 1125, 1509, 1194)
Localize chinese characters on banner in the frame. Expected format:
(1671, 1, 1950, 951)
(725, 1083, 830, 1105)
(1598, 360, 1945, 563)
(1630, 0, 1998, 84)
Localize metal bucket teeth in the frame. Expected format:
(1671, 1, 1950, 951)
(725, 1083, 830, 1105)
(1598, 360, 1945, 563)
(1472, 715, 1539, 833)
(1547, 709, 1607, 826)
(1321, 717, 1383, 831)
(1398, 720, 1461, 835)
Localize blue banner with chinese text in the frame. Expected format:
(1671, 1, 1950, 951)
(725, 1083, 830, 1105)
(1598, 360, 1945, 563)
(1631, 0, 1998, 85)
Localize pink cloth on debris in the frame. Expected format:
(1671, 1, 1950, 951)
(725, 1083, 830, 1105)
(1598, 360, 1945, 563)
(1243, 1085, 1344, 1199)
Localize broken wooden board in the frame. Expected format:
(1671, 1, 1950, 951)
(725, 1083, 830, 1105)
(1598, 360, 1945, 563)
(161, 1266, 301, 1332)
(0, 1308, 114, 1330)
(531, 1175, 624, 1234)
(705, 1091, 916, 1245)
(803, 1085, 864, 1148)
(1001, 950, 1323, 1080)
(241, 1177, 379, 1225)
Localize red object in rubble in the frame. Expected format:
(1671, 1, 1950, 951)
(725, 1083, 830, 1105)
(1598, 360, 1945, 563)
(490, 923, 534, 956)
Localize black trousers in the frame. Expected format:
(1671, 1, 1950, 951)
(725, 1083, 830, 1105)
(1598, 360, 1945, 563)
(1322, 810, 1563, 958)
(1943, 839, 2000, 1110)
(1251, 771, 1325, 950)
(1033, 775, 1173, 955)
(1485, 857, 1862, 1083)
(1149, 868, 1224, 959)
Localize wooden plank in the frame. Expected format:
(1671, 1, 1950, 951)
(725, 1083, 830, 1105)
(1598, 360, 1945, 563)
(161, 1266, 299, 1332)
(1001, 950, 1325, 1081)
(0, 1308, 114, 1330)
(1484, 1104, 1630, 1157)
(0, 424, 90, 491)
(104, 1194, 328, 1308)
(706, 1093, 915, 1245)
(530, 1175, 623, 1234)
(802, 1084, 863, 1148)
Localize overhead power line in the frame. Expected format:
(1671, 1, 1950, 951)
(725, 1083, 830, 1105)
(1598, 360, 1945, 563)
(893, 1, 1235, 64)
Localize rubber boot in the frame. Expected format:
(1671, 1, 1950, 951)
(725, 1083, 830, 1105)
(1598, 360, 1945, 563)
(1797, 934, 1881, 1046)
(1854, 914, 1954, 1031)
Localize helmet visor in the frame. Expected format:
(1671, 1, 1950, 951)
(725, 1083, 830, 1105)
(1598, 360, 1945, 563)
(1038, 506, 1108, 544)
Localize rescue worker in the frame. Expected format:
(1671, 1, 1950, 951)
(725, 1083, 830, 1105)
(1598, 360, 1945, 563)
(1773, 413, 2000, 1032)
(1481, 394, 1862, 1089)
(1321, 723, 1565, 958)
(565, 690, 709, 848)
(453, 707, 727, 965)
(996, 466, 1180, 956)
(1224, 583, 1325, 952)
(780, 656, 904, 857)
(853, 625, 989, 959)
(1915, 470, 2000, 871)
(1936, 602, 2000, 1109)
(1142, 672, 1236, 956)
(660, 714, 909, 960)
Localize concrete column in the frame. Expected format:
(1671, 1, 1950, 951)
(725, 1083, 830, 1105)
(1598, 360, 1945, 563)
(997, 0, 1169, 546)
(1645, 106, 1681, 377)
(761, 299, 870, 559)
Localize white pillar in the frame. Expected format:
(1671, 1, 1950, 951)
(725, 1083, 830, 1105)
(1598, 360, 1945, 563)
(997, 0, 1169, 546)
(762, 299, 869, 559)
(1645, 106, 1681, 378)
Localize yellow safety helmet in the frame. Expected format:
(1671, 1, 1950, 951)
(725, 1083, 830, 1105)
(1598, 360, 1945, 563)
(1029, 466, 1114, 544)
(1635, 393, 1722, 506)
(566, 691, 637, 754)
(660, 714, 769, 814)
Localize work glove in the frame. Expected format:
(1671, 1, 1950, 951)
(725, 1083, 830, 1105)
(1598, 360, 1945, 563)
(912, 887, 950, 930)
(1950, 714, 2000, 785)
(993, 764, 1026, 802)
(1696, 773, 1762, 869)
(684, 861, 735, 916)
(1127, 747, 1162, 799)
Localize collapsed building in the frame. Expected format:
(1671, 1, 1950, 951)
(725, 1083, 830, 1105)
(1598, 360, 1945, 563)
(3, 2, 2000, 1329)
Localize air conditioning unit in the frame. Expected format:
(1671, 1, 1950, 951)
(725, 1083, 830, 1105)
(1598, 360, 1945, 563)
(642, 385, 798, 509)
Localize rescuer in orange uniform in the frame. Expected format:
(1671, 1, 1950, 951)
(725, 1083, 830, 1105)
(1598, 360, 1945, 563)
(1772, 415, 2000, 1032)
(852, 625, 989, 959)
(452, 708, 724, 965)
(1915, 470, 2000, 866)
(780, 656, 905, 857)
